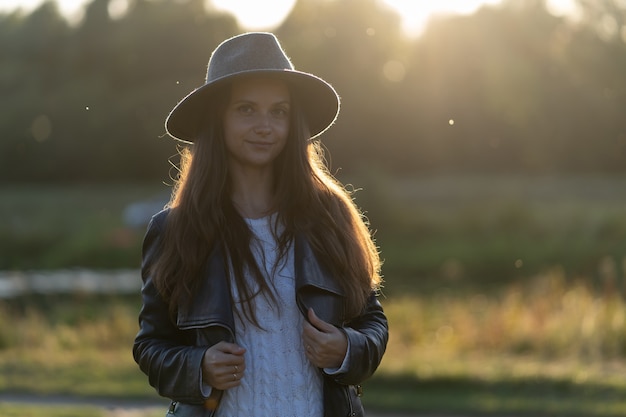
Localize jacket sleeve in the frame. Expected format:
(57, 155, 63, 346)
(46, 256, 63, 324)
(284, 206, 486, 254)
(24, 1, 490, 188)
(132, 211, 209, 405)
(327, 293, 388, 385)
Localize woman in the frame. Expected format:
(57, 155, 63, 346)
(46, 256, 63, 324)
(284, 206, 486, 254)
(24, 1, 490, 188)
(133, 32, 388, 417)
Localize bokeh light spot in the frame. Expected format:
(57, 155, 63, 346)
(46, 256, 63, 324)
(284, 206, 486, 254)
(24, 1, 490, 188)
(383, 60, 406, 82)
(108, 0, 129, 20)
(436, 325, 454, 344)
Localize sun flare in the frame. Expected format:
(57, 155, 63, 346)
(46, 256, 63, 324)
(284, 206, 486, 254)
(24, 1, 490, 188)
(0, 0, 580, 36)
(381, 0, 501, 36)
(209, 0, 504, 36)
(210, 0, 297, 30)
(209, 0, 578, 36)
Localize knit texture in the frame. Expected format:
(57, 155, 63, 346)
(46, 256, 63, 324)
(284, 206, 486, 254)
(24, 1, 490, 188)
(215, 215, 323, 417)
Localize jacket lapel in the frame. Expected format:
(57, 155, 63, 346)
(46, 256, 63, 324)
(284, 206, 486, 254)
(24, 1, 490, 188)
(176, 244, 236, 334)
(294, 235, 346, 326)
(294, 235, 343, 295)
(176, 235, 346, 330)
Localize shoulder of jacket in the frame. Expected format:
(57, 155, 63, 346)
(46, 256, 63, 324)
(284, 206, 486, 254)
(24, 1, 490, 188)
(150, 207, 171, 228)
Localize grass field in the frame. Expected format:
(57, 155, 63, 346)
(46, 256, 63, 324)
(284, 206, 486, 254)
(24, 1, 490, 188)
(2, 175, 626, 415)
(360, 173, 626, 295)
(4, 282, 626, 415)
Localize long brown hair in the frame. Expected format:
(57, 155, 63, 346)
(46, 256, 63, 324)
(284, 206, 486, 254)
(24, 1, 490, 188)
(151, 79, 382, 324)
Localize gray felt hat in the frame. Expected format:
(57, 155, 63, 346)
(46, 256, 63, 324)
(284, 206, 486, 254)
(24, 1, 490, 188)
(165, 32, 340, 144)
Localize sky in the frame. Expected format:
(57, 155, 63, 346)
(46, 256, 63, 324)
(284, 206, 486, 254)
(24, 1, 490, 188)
(0, 0, 579, 37)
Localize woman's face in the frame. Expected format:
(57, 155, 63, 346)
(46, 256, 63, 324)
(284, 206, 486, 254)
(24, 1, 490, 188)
(222, 76, 291, 172)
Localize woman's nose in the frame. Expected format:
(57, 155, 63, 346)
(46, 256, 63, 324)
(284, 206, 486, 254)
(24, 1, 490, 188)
(253, 114, 272, 136)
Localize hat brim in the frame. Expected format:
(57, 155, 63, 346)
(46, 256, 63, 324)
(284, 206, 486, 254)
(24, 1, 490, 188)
(165, 69, 340, 144)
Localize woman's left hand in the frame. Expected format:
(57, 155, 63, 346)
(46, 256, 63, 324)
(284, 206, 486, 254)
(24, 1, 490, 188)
(302, 308, 348, 368)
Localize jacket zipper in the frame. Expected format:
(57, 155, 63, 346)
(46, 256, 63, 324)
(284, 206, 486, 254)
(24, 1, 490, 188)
(344, 385, 355, 417)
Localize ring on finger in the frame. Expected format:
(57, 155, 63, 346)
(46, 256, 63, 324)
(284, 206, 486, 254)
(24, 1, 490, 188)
(233, 373, 237, 381)
(234, 365, 239, 372)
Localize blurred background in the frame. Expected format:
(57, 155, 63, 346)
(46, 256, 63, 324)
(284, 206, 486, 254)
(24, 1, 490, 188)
(1, 0, 626, 415)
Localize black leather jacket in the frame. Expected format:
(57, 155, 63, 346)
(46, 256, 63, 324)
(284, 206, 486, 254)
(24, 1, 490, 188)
(133, 209, 388, 417)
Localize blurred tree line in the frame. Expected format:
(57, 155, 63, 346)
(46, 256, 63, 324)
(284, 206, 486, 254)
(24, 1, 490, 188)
(1, 0, 626, 183)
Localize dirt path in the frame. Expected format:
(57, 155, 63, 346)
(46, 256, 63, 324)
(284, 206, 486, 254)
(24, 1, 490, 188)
(0, 393, 166, 416)
(0, 393, 429, 417)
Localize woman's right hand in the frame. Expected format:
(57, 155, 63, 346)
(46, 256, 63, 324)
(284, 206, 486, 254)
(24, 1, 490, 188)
(202, 341, 246, 390)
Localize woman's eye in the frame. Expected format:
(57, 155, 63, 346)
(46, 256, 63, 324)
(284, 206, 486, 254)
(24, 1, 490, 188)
(272, 107, 289, 118)
(237, 105, 254, 114)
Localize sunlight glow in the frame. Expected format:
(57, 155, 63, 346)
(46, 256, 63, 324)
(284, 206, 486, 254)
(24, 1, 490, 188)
(0, 0, 580, 36)
(381, 0, 501, 36)
(108, 0, 129, 20)
(1, 0, 87, 24)
(209, 0, 296, 30)
(382, 0, 579, 36)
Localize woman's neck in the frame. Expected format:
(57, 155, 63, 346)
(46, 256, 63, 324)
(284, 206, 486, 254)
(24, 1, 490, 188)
(230, 167, 276, 219)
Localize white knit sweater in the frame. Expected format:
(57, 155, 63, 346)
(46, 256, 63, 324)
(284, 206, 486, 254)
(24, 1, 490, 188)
(215, 215, 324, 417)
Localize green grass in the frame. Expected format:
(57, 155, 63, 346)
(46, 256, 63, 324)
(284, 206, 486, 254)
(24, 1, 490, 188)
(353, 173, 626, 294)
(0, 295, 155, 399)
(3, 175, 626, 281)
(365, 372, 626, 416)
(0, 183, 167, 269)
(3, 276, 626, 415)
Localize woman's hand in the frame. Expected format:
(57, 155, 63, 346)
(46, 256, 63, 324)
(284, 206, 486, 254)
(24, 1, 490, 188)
(201, 341, 246, 390)
(302, 308, 348, 368)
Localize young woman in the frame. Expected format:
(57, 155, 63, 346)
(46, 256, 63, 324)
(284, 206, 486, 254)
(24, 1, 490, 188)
(133, 32, 388, 417)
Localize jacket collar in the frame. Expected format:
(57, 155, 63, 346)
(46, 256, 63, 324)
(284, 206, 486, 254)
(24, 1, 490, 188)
(176, 235, 344, 329)
(294, 234, 343, 296)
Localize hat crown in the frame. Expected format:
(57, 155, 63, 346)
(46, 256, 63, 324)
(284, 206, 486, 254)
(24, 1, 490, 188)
(206, 32, 294, 83)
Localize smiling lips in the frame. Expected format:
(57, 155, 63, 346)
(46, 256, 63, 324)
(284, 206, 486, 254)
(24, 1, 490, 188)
(247, 140, 274, 146)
